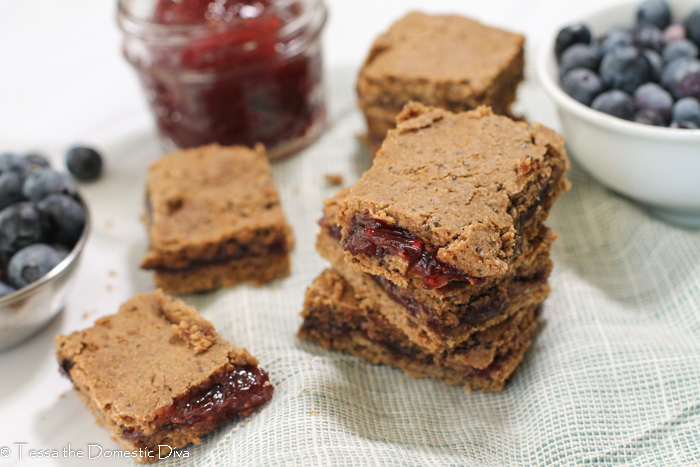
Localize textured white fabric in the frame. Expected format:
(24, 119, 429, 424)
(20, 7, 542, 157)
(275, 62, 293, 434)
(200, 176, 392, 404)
(149, 67, 700, 466)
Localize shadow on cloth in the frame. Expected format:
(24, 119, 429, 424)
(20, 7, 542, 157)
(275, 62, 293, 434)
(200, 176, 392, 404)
(547, 162, 700, 309)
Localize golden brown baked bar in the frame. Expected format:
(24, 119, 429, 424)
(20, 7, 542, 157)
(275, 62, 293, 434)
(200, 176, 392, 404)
(55, 291, 273, 463)
(357, 12, 525, 153)
(140, 143, 293, 294)
(336, 103, 569, 290)
(299, 269, 540, 392)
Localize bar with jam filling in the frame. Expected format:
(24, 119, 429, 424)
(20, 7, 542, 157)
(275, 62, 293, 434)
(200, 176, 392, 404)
(140, 143, 294, 294)
(336, 103, 569, 290)
(55, 291, 273, 463)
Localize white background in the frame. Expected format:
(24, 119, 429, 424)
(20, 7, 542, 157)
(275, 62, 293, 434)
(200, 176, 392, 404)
(0, 1, 611, 466)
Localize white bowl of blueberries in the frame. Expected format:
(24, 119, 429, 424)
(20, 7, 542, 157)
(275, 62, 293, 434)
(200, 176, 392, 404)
(536, 0, 700, 228)
(0, 148, 101, 351)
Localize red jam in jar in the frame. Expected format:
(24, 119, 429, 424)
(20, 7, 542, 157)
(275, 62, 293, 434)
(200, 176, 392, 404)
(118, 0, 327, 159)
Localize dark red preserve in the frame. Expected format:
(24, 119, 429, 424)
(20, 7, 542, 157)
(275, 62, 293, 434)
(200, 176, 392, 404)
(118, 0, 327, 159)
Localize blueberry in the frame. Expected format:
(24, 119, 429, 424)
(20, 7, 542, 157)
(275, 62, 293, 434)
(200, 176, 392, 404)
(599, 28, 633, 56)
(633, 25, 664, 52)
(22, 168, 75, 203)
(600, 46, 653, 93)
(663, 23, 686, 43)
(51, 244, 70, 257)
(0, 281, 15, 298)
(7, 244, 67, 289)
(643, 49, 663, 81)
(66, 146, 103, 182)
(634, 109, 666, 126)
(634, 83, 674, 123)
(661, 57, 687, 89)
(661, 58, 700, 99)
(0, 202, 46, 257)
(24, 153, 51, 170)
(37, 194, 86, 247)
(555, 23, 592, 61)
(636, 0, 671, 29)
(562, 68, 605, 106)
(670, 120, 699, 128)
(591, 90, 637, 120)
(662, 39, 699, 64)
(672, 97, 700, 126)
(686, 9, 700, 47)
(0, 173, 25, 211)
(0, 153, 30, 180)
(559, 44, 601, 77)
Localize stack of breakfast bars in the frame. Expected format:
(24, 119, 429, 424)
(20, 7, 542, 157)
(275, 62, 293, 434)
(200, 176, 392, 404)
(299, 102, 569, 391)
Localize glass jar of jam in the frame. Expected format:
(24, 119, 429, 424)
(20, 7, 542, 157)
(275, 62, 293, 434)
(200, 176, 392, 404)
(118, 0, 327, 159)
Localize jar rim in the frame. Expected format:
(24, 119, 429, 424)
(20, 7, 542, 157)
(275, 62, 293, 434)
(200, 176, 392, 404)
(117, 0, 327, 43)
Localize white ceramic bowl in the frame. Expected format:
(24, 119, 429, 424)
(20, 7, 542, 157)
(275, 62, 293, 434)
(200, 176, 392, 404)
(536, 0, 700, 228)
(0, 193, 90, 352)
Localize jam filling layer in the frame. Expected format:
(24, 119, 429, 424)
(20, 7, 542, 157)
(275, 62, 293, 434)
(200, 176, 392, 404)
(152, 239, 289, 272)
(122, 364, 273, 441)
(342, 213, 482, 290)
(370, 275, 506, 333)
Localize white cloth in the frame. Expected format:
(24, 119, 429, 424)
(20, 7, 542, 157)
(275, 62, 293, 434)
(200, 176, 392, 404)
(2, 1, 700, 465)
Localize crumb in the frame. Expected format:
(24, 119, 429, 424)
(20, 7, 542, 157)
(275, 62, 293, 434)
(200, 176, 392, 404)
(242, 418, 250, 424)
(82, 309, 97, 320)
(60, 394, 65, 399)
(105, 219, 114, 229)
(309, 410, 316, 415)
(106, 284, 114, 293)
(300, 388, 309, 394)
(108, 270, 117, 278)
(324, 173, 344, 186)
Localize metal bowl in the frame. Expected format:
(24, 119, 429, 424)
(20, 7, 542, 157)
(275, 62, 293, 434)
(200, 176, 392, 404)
(0, 193, 90, 352)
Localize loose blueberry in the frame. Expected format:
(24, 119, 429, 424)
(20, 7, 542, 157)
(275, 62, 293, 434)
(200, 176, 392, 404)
(562, 68, 605, 106)
(559, 44, 601, 78)
(663, 23, 686, 43)
(66, 146, 103, 182)
(670, 120, 699, 128)
(634, 82, 674, 123)
(633, 25, 664, 52)
(672, 97, 700, 126)
(24, 153, 51, 170)
(643, 49, 663, 81)
(600, 46, 653, 93)
(37, 194, 86, 247)
(662, 39, 699, 64)
(636, 0, 671, 29)
(0, 281, 15, 298)
(0, 202, 46, 257)
(0, 173, 25, 211)
(661, 58, 700, 99)
(599, 28, 633, 55)
(7, 244, 67, 289)
(591, 90, 637, 120)
(22, 168, 75, 203)
(686, 8, 700, 47)
(555, 23, 592, 61)
(0, 153, 30, 180)
(634, 109, 666, 126)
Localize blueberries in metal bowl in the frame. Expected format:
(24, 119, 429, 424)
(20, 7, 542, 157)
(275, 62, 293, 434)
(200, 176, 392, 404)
(0, 152, 88, 295)
(556, 0, 700, 129)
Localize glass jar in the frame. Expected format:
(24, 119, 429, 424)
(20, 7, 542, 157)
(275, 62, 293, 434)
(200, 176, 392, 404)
(117, 0, 327, 159)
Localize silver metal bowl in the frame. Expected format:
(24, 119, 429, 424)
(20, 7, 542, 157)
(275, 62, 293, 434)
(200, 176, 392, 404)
(0, 193, 90, 352)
